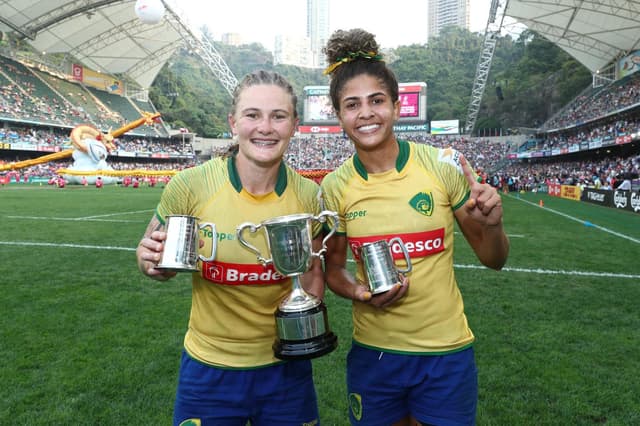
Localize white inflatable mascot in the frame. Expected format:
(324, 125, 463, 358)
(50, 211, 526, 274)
(64, 125, 118, 185)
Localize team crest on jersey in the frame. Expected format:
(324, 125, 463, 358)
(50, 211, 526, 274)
(409, 191, 434, 216)
(179, 419, 201, 426)
(349, 393, 363, 421)
(438, 147, 463, 173)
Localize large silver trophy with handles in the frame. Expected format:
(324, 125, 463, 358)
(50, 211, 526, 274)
(237, 211, 339, 360)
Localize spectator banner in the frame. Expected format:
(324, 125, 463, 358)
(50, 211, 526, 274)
(614, 190, 640, 214)
(298, 125, 343, 134)
(581, 188, 640, 215)
(548, 183, 561, 196)
(618, 50, 640, 79)
(394, 124, 429, 132)
(581, 188, 612, 207)
(615, 135, 632, 145)
(560, 185, 581, 201)
(549, 183, 581, 200)
(71, 64, 123, 94)
(589, 140, 603, 150)
(430, 119, 459, 135)
(602, 135, 615, 146)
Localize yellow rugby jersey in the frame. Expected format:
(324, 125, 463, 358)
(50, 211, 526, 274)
(156, 156, 322, 368)
(321, 140, 475, 354)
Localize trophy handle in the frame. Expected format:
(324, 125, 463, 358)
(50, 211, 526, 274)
(198, 222, 217, 262)
(236, 221, 272, 266)
(313, 210, 339, 259)
(388, 237, 412, 274)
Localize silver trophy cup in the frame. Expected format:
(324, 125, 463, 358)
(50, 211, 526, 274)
(358, 237, 412, 294)
(236, 211, 339, 360)
(156, 215, 216, 272)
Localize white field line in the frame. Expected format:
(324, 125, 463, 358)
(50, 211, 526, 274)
(508, 195, 640, 244)
(0, 240, 636, 279)
(6, 209, 154, 223)
(1, 207, 637, 279)
(0, 241, 135, 251)
(79, 209, 153, 220)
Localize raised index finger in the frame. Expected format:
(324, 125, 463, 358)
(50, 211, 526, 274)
(458, 153, 478, 187)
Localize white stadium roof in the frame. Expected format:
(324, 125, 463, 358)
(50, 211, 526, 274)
(0, 0, 188, 89)
(503, 0, 640, 73)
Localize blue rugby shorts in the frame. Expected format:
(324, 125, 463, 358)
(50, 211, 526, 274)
(173, 351, 320, 426)
(346, 344, 478, 426)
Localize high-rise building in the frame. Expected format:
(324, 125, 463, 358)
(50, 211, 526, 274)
(427, 0, 470, 42)
(274, 35, 313, 68)
(306, 0, 330, 68)
(220, 33, 244, 47)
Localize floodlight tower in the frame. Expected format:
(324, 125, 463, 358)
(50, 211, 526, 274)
(464, 0, 507, 135)
(160, 2, 238, 97)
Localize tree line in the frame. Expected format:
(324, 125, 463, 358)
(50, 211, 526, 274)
(149, 26, 592, 138)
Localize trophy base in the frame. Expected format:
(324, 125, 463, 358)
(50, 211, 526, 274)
(155, 263, 198, 272)
(273, 302, 338, 360)
(370, 282, 396, 295)
(273, 332, 338, 360)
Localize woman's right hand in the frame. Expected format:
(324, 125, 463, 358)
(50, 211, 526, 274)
(136, 230, 177, 281)
(364, 274, 409, 309)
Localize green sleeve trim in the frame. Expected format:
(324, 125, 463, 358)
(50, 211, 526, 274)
(154, 209, 165, 224)
(452, 191, 471, 211)
(227, 155, 243, 193)
(274, 162, 288, 196)
(323, 222, 345, 236)
(395, 139, 410, 171)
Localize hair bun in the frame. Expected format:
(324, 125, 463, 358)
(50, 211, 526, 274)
(323, 28, 380, 64)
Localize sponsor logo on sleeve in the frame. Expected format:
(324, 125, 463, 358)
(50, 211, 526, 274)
(437, 147, 462, 172)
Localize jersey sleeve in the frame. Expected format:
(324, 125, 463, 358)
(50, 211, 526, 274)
(437, 147, 473, 210)
(155, 168, 196, 223)
(320, 170, 347, 235)
(415, 145, 472, 211)
(156, 160, 221, 222)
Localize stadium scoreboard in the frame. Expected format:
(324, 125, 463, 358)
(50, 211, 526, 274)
(303, 82, 427, 126)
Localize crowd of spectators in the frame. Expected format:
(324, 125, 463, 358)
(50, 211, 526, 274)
(493, 153, 640, 193)
(285, 133, 513, 174)
(2, 51, 639, 194)
(0, 54, 165, 136)
(2, 122, 637, 194)
(520, 116, 639, 153)
(285, 133, 638, 193)
(544, 72, 640, 131)
(0, 124, 192, 153)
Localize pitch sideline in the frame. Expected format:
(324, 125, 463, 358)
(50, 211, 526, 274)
(0, 240, 638, 280)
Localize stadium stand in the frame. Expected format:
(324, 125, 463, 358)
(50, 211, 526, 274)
(0, 1, 637, 200)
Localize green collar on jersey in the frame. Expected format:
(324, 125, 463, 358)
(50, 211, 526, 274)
(353, 139, 410, 180)
(227, 154, 288, 196)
